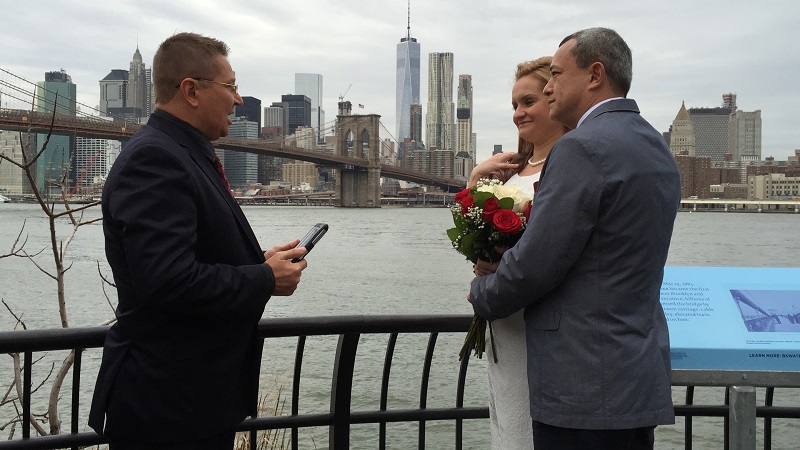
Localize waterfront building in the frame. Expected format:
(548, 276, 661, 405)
(493, 145, 502, 155)
(295, 74, 325, 143)
(35, 70, 77, 193)
(381, 139, 396, 165)
(456, 74, 474, 163)
(281, 94, 311, 136)
(282, 162, 318, 190)
(395, 7, 421, 161)
(426, 52, 454, 153)
(669, 101, 695, 156)
(748, 173, 800, 200)
(675, 154, 711, 199)
(224, 117, 259, 189)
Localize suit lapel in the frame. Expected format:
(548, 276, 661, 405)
(189, 150, 264, 261)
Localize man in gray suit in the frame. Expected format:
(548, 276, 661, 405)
(469, 27, 679, 450)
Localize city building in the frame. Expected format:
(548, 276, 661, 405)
(99, 69, 132, 118)
(224, 117, 259, 189)
(728, 109, 762, 164)
(236, 96, 262, 130)
(493, 145, 502, 155)
(0, 130, 31, 196)
(674, 154, 711, 199)
(127, 47, 151, 120)
(261, 102, 290, 183)
(430, 148, 454, 179)
(295, 74, 325, 143)
(456, 74, 474, 162)
(426, 52, 454, 152)
(669, 101, 695, 156)
(281, 94, 311, 135)
(36, 70, 77, 192)
(73, 137, 110, 195)
(395, 6, 421, 161)
(282, 162, 318, 190)
(454, 151, 473, 181)
(688, 105, 732, 163)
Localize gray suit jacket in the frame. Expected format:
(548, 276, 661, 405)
(470, 98, 679, 429)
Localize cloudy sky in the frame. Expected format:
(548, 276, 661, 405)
(2, 0, 798, 161)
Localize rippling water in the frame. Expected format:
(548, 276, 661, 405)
(1, 204, 798, 448)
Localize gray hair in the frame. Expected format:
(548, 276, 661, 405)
(560, 27, 632, 96)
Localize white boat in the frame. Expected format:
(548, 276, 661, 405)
(0, 195, 10, 203)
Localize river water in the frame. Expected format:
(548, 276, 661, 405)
(1, 203, 798, 448)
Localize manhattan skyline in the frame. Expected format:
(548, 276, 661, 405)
(1, 0, 798, 162)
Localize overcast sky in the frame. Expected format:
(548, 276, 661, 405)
(2, 0, 798, 162)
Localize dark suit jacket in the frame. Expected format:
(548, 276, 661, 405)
(470, 99, 680, 429)
(89, 110, 274, 441)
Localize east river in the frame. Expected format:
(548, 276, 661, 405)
(1, 203, 798, 448)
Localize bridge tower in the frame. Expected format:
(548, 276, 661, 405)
(335, 113, 382, 207)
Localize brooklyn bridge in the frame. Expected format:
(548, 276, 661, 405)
(0, 107, 464, 206)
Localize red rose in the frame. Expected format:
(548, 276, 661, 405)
(493, 209, 523, 234)
(454, 188, 471, 203)
(460, 195, 475, 214)
(481, 197, 499, 222)
(522, 200, 532, 221)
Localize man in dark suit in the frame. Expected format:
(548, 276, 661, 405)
(89, 32, 307, 449)
(469, 28, 680, 450)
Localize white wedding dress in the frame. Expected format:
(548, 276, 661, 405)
(485, 171, 539, 450)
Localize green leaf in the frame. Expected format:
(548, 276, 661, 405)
(497, 197, 514, 210)
(446, 227, 461, 242)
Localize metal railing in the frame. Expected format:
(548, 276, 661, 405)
(1, 315, 799, 450)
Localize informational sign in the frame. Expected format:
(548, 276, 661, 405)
(662, 266, 800, 371)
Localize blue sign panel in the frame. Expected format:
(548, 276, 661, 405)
(662, 267, 800, 371)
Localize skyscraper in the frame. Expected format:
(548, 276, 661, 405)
(456, 74, 473, 161)
(35, 70, 77, 192)
(281, 94, 312, 136)
(688, 106, 732, 163)
(395, 2, 420, 160)
(236, 96, 262, 129)
(127, 47, 150, 120)
(295, 74, 325, 143)
(729, 109, 761, 164)
(225, 118, 259, 188)
(669, 101, 695, 156)
(426, 52, 454, 151)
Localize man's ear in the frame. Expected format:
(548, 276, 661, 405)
(587, 62, 605, 91)
(176, 79, 201, 108)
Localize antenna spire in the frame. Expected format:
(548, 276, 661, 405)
(407, 0, 411, 39)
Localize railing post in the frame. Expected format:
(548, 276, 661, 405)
(329, 333, 359, 450)
(728, 385, 756, 450)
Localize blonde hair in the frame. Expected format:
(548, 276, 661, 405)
(498, 56, 553, 182)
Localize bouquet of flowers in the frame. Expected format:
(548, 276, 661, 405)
(447, 178, 532, 362)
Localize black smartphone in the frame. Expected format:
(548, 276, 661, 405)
(291, 223, 328, 262)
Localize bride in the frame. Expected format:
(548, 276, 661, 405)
(467, 56, 567, 450)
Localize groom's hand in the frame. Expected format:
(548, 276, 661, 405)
(473, 258, 500, 277)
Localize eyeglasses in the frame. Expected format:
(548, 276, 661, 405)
(177, 78, 238, 94)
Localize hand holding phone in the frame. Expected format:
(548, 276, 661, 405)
(291, 223, 328, 262)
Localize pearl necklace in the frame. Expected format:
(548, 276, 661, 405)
(528, 156, 547, 167)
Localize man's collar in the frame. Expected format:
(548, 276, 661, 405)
(576, 97, 625, 128)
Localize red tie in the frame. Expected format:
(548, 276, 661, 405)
(213, 155, 233, 197)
